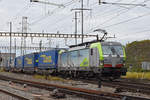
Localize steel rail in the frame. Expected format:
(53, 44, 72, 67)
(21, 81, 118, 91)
(0, 75, 149, 100)
(103, 82, 150, 94)
(74, 78, 150, 95)
(0, 87, 30, 100)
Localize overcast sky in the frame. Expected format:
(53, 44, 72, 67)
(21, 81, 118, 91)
(0, 0, 150, 55)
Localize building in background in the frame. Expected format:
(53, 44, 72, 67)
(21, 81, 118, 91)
(142, 62, 150, 70)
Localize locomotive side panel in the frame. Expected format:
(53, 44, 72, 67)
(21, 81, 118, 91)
(59, 48, 90, 71)
(78, 49, 89, 68)
(58, 52, 69, 71)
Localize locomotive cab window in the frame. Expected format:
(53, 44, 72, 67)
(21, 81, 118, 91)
(102, 45, 124, 55)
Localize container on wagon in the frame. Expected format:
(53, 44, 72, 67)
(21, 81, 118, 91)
(14, 56, 24, 70)
(37, 49, 59, 70)
(23, 53, 38, 71)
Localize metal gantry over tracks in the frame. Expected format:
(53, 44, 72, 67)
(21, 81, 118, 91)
(0, 32, 98, 39)
(0, 46, 51, 50)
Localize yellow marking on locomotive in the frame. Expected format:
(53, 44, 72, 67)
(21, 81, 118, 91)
(80, 58, 89, 67)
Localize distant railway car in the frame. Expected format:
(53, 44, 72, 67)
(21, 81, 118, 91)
(37, 49, 59, 73)
(14, 56, 24, 71)
(23, 53, 38, 72)
(58, 41, 127, 79)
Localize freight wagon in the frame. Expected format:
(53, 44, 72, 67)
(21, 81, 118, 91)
(13, 49, 60, 74)
(23, 53, 38, 72)
(36, 49, 60, 74)
(14, 56, 24, 72)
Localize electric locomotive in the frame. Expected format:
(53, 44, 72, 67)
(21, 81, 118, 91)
(58, 41, 127, 79)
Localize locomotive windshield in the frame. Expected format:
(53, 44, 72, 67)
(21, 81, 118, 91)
(102, 45, 124, 55)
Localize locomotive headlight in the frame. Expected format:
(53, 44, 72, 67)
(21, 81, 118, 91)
(100, 62, 103, 66)
(99, 61, 104, 66)
(123, 60, 125, 66)
(123, 63, 125, 66)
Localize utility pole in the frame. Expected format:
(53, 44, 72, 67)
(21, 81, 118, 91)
(9, 22, 12, 68)
(74, 12, 79, 45)
(81, 0, 84, 43)
(22, 16, 28, 55)
(39, 40, 42, 52)
(72, 0, 91, 43)
(14, 38, 16, 54)
(21, 38, 23, 55)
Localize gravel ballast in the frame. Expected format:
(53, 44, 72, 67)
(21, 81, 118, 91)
(0, 72, 150, 99)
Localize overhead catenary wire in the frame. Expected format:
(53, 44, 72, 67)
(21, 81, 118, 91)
(2, 0, 150, 47)
(86, 0, 150, 34)
(79, 0, 125, 36)
(30, 0, 78, 26)
(86, 0, 124, 19)
(43, 0, 78, 30)
(102, 12, 150, 28)
(123, 29, 150, 37)
(84, 0, 133, 34)
(86, 0, 139, 32)
(45, 12, 74, 31)
(9, 3, 32, 23)
(85, 11, 150, 37)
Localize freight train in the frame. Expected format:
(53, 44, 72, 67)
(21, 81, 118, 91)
(7, 41, 127, 80)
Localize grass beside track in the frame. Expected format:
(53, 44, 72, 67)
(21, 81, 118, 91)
(122, 72, 150, 80)
(33, 74, 67, 82)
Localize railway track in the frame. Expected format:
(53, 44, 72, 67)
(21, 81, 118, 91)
(0, 75, 149, 100)
(0, 86, 30, 100)
(75, 78, 150, 95)
(104, 80, 150, 94)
